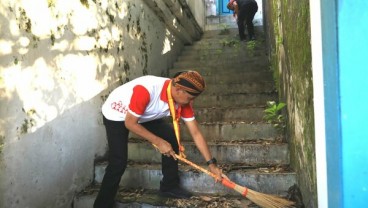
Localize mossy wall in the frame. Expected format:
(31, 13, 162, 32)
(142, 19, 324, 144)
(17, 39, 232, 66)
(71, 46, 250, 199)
(264, 0, 316, 207)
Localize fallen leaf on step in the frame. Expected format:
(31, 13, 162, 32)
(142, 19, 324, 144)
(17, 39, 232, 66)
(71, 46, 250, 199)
(200, 195, 213, 202)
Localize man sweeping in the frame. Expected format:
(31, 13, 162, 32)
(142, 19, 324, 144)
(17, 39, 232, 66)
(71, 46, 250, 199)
(94, 71, 223, 208)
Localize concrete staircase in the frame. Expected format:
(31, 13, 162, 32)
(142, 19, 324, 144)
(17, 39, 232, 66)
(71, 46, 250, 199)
(73, 27, 296, 208)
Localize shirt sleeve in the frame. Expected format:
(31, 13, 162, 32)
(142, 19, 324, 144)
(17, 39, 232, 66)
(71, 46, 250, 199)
(181, 102, 195, 121)
(129, 85, 150, 116)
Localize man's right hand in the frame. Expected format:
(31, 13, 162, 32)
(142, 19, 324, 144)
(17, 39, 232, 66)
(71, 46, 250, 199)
(156, 139, 176, 159)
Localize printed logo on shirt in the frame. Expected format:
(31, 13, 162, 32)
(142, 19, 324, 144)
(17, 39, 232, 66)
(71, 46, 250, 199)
(111, 101, 128, 114)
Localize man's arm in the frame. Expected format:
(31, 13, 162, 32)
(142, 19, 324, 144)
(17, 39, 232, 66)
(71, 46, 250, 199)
(184, 119, 223, 181)
(125, 112, 176, 158)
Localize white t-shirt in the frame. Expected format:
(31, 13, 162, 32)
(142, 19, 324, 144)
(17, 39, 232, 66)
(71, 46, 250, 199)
(101, 75, 195, 123)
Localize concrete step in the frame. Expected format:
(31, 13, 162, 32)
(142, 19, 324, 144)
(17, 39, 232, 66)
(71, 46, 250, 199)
(193, 92, 278, 108)
(74, 187, 260, 208)
(131, 122, 282, 142)
(181, 122, 281, 141)
(201, 26, 239, 40)
(206, 14, 237, 25)
(94, 163, 296, 196)
(170, 70, 273, 85)
(127, 140, 290, 165)
(201, 26, 264, 39)
(170, 62, 269, 74)
(173, 56, 269, 70)
(184, 39, 266, 51)
(180, 46, 266, 58)
(177, 49, 267, 62)
(194, 106, 266, 122)
(201, 82, 276, 95)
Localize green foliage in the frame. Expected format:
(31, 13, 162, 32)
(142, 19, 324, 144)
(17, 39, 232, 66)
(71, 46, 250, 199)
(264, 101, 286, 131)
(218, 24, 230, 35)
(220, 38, 240, 48)
(246, 40, 257, 56)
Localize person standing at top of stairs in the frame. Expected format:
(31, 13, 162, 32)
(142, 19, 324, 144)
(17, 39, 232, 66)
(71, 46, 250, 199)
(227, 0, 258, 41)
(93, 71, 224, 208)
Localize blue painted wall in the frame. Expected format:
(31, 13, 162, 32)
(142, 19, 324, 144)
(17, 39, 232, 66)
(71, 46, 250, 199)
(338, 0, 368, 207)
(323, 0, 368, 207)
(321, 0, 343, 206)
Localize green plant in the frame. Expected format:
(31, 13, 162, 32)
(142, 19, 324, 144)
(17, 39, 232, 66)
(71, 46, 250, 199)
(263, 101, 286, 131)
(219, 24, 230, 35)
(220, 38, 240, 48)
(246, 40, 257, 56)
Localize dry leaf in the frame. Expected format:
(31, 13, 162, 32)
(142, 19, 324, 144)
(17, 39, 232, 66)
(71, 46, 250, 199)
(200, 195, 213, 202)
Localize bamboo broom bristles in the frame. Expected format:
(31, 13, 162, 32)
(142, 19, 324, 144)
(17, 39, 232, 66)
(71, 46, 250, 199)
(175, 154, 295, 208)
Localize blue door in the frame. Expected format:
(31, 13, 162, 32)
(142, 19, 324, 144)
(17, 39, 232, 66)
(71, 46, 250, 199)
(219, 0, 231, 15)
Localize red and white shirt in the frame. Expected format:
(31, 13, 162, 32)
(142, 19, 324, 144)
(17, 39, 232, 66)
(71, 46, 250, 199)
(102, 75, 195, 123)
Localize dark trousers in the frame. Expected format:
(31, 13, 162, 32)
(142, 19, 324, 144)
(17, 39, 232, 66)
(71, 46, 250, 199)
(237, 1, 258, 40)
(93, 116, 179, 208)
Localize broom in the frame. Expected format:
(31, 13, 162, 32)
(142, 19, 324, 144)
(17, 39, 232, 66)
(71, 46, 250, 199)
(175, 154, 295, 208)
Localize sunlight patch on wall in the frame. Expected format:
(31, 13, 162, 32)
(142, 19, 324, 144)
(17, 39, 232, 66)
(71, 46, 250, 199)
(69, 3, 99, 35)
(118, 1, 129, 19)
(17, 37, 30, 55)
(57, 54, 106, 101)
(73, 36, 96, 51)
(1, 65, 22, 99)
(17, 59, 57, 124)
(0, 40, 13, 55)
(21, 0, 54, 37)
(162, 37, 172, 55)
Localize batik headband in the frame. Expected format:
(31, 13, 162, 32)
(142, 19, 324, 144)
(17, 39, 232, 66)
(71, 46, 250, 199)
(173, 70, 205, 96)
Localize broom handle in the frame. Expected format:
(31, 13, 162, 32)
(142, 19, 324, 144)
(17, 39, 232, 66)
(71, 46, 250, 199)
(175, 154, 248, 196)
(175, 154, 218, 179)
(153, 142, 249, 196)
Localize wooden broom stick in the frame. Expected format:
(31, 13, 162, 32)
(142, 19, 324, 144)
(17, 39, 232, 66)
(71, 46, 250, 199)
(175, 154, 295, 208)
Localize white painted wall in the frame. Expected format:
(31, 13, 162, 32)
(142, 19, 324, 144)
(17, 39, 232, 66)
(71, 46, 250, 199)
(187, 0, 206, 29)
(254, 0, 263, 26)
(0, 0, 192, 207)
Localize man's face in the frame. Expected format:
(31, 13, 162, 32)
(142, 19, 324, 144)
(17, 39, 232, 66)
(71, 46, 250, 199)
(175, 89, 196, 105)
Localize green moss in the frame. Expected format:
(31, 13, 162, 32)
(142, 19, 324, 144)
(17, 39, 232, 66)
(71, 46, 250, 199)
(80, 0, 89, 8)
(14, 57, 19, 65)
(267, 0, 316, 205)
(18, 8, 32, 33)
(123, 60, 130, 73)
(48, 0, 55, 8)
(106, 10, 114, 23)
(0, 135, 4, 154)
(18, 109, 37, 135)
(50, 33, 55, 46)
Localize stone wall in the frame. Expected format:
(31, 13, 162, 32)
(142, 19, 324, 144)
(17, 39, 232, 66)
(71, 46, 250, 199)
(263, 0, 317, 207)
(0, 0, 202, 207)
